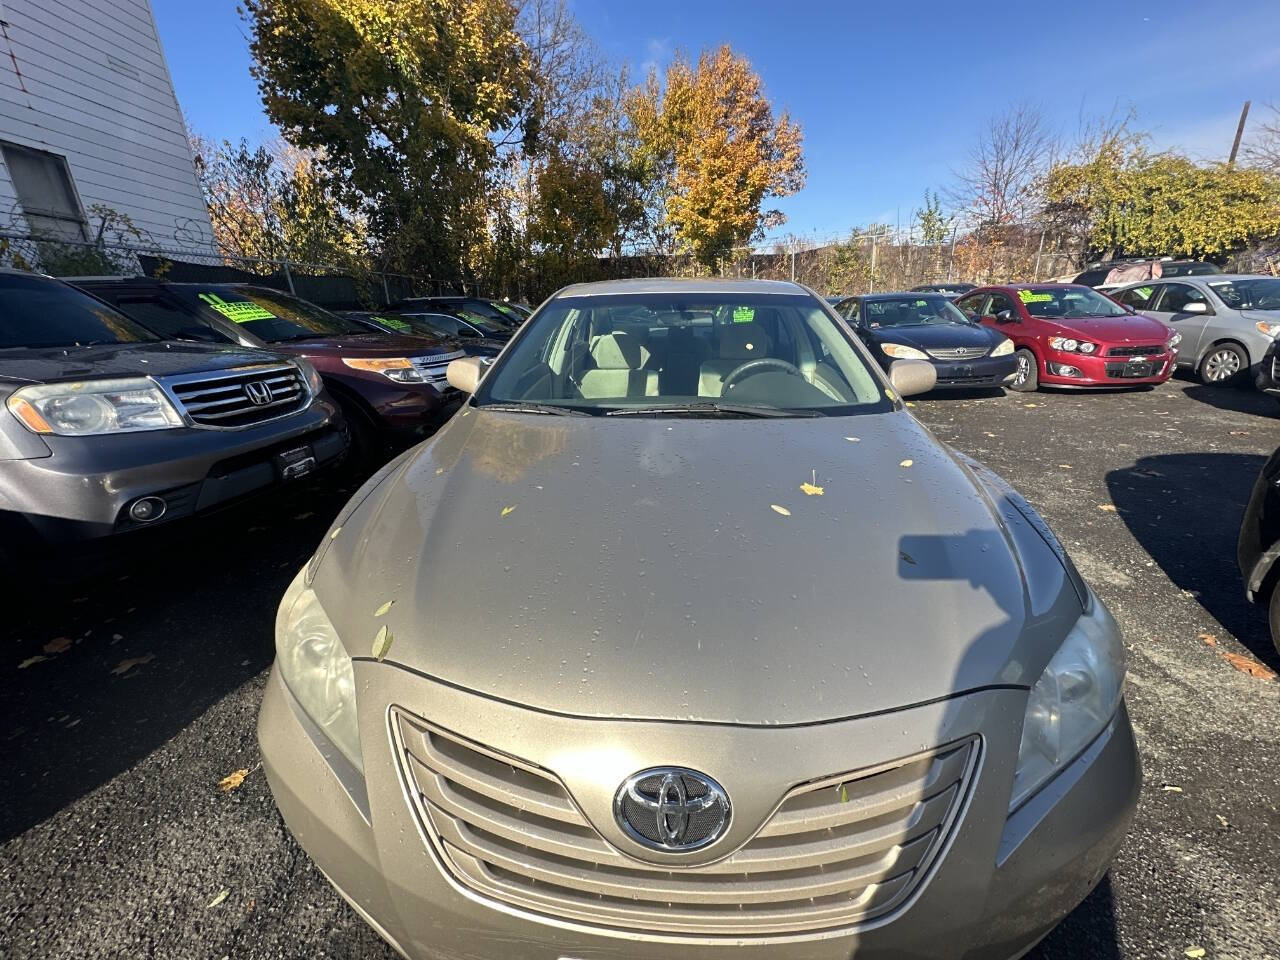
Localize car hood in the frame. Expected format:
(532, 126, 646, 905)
(0, 341, 286, 387)
(1046, 314, 1170, 343)
(871, 323, 997, 351)
(274, 332, 461, 359)
(315, 408, 1083, 724)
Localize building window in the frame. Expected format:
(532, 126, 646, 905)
(1, 142, 88, 241)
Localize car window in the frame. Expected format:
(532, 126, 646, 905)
(1161, 262, 1220, 277)
(862, 296, 971, 328)
(986, 292, 1017, 316)
(1153, 283, 1209, 314)
(186, 287, 367, 343)
(1017, 286, 1128, 318)
(109, 294, 226, 342)
(1206, 278, 1280, 311)
(954, 293, 987, 317)
(1116, 285, 1157, 309)
(1072, 268, 1112, 287)
(0, 274, 157, 348)
(402, 312, 483, 338)
(477, 292, 889, 414)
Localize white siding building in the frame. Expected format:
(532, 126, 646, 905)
(0, 0, 211, 250)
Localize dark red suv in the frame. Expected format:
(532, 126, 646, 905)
(955, 284, 1177, 391)
(77, 280, 472, 458)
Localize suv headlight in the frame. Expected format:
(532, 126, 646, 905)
(881, 343, 929, 360)
(6, 378, 183, 435)
(342, 357, 425, 383)
(991, 338, 1014, 357)
(1011, 592, 1125, 811)
(276, 569, 362, 772)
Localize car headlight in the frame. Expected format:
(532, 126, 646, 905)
(1047, 336, 1097, 354)
(341, 357, 425, 383)
(1167, 332, 1183, 348)
(880, 343, 929, 360)
(1011, 592, 1125, 811)
(295, 357, 324, 393)
(6, 377, 183, 435)
(991, 338, 1014, 357)
(276, 569, 362, 772)
(1255, 320, 1280, 338)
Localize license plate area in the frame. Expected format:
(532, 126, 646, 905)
(276, 444, 316, 480)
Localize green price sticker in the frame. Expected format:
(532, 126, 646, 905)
(732, 306, 755, 324)
(198, 293, 276, 323)
(372, 314, 410, 331)
(1017, 289, 1053, 304)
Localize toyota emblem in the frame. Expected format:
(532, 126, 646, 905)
(613, 768, 730, 852)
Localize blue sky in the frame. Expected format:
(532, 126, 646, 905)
(153, 0, 1280, 245)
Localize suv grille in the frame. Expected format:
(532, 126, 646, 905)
(925, 346, 988, 360)
(164, 364, 308, 427)
(1106, 344, 1163, 357)
(392, 709, 976, 936)
(411, 350, 465, 389)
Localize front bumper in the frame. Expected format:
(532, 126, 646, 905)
(0, 397, 343, 543)
(929, 354, 1019, 389)
(1038, 347, 1174, 387)
(260, 662, 1140, 960)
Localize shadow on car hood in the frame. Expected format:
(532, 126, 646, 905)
(316, 408, 1082, 724)
(0, 341, 287, 384)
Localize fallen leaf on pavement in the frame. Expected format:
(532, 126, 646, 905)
(1198, 633, 1218, 647)
(218, 769, 249, 793)
(844, 436, 860, 442)
(501, 505, 517, 518)
(1162, 785, 1183, 793)
(1023, 402, 1038, 408)
(43, 637, 71, 654)
(110, 654, 154, 676)
(207, 889, 229, 909)
(899, 459, 913, 468)
(1185, 948, 1205, 958)
(1220, 651, 1277, 680)
(1216, 814, 1229, 828)
(1097, 504, 1117, 513)
(984, 431, 997, 438)
(1058, 464, 1072, 469)
(800, 482, 824, 496)
(770, 504, 791, 517)
(1229, 430, 1249, 436)
(18, 655, 48, 669)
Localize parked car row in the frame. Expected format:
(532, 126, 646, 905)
(0, 271, 528, 559)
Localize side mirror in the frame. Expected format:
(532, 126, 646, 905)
(446, 356, 485, 394)
(994, 309, 1016, 323)
(1181, 301, 1209, 314)
(888, 358, 937, 397)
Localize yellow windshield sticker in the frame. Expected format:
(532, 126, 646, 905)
(198, 293, 276, 323)
(1134, 286, 1153, 299)
(732, 306, 755, 324)
(1017, 289, 1053, 304)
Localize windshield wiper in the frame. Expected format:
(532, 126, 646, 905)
(605, 402, 823, 418)
(477, 401, 594, 417)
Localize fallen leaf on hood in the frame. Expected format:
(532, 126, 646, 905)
(1198, 633, 1218, 647)
(844, 436, 860, 442)
(501, 505, 517, 518)
(218, 769, 249, 793)
(899, 459, 913, 468)
(839, 783, 849, 803)
(1184, 948, 1205, 958)
(435, 466, 445, 475)
(110, 654, 154, 676)
(207, 889, 229, 909)
(43, 637, 71, 654)
(770, 504, 791, 517)
(1220, 651, 1276, 680)
(373, 600, 394, 617)
(1161, 784, 1183, 793)
(800, 482, 824, 496)
(329, 526, 341, 540)
(1097, 504, 1117, 513)
(18, 655, 48, 669)
(372, 625, 393, 661)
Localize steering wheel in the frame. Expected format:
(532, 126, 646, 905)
(720, 358, 803, 392)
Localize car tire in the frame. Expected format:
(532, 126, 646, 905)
(1270, 582, 1280, 658)
(1010, 348, 1039, 392)
(335, 397, 385, 469)
(1198, 342, 1248, 386)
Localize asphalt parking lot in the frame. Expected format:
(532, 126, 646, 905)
(2, 376, 1278, 960)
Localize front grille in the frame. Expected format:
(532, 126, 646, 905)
(1105, 344, 1162, 357)
(392, 709, 976, 936)
(165, 364, 308, 427)
(411, 350, 465, 389)
(925, 346, 988, 360)
(1105, 360, 1163, 379)
(935, 373, 998, 385)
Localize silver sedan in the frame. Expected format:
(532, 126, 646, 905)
(259, 279, 1139, 960)
(1113, 274, 1280, 384)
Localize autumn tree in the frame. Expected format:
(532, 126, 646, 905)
(242, 0, 532, 283)
(629, 46, 805, 270)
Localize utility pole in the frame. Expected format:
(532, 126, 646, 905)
(1228, 100, 1251, 165)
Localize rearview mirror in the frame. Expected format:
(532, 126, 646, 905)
(446, 356, 485, 394)
(888, 359, 937, 397)
(1180, 301, 1209, 314)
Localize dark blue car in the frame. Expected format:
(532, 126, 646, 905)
(832, 292, 1018, 390)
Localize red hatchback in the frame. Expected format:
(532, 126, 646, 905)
(955, 284, 1177, 391)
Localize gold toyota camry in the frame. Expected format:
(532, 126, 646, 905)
(259, 279, 1139, 959)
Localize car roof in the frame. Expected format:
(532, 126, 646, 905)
(1112, 273, 1270, 288)
(554, 278, 810, 297)
(858, 291, 955, 301)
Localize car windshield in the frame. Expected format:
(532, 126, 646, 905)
(399, 312, 483, 338)
(476, 292, 889, 415)
(1162, 262, 1220, 277)
(1206, 278, 1280, 311)
(189, 286, 367, 342)
(1018, 287, 1129, 318)
(0, 273, 157, 349)
(863, 296, 971, 327)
